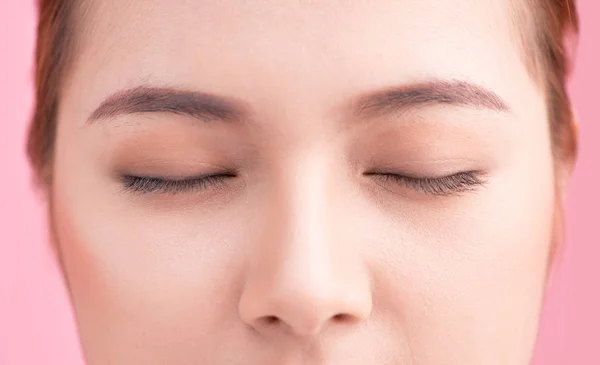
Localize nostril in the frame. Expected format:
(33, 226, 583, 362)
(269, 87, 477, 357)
(332, 313, 353, 323)
(251, 315, 282, 333)
(263, 315, 280, 325)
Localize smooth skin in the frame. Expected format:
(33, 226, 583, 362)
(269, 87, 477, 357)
(51, 0, 566, 364)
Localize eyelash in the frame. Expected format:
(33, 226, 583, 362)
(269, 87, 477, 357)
(367, 171, 486, 196)
(121, 171, 485, 196)
(121, 173, 234, 194)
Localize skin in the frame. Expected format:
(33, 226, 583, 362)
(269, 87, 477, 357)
(50, 0, 571, 364)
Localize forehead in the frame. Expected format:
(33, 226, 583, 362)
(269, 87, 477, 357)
(68, 0, 540, 121)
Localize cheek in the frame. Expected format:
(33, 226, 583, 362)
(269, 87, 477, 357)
(51, 173, 251, 360)
(367, 154, 556, 363)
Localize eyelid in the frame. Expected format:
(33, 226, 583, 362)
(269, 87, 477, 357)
(367, 170, 487, 196)
(120, 171, 236, 194)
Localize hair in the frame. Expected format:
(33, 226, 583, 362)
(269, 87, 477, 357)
(27, 0, 579, 186)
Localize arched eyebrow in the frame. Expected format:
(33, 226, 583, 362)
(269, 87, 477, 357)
(350, 79, 511, 119)
(87, 79, 510, 125)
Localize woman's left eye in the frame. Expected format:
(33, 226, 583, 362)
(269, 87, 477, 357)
(366, 171, 487, 196)
(120, 172, 236, 195)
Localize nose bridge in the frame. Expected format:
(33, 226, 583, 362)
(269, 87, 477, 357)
(238, 152, 372, 337)
(275, 154, 341, 301)
(287, 152, 334, 257)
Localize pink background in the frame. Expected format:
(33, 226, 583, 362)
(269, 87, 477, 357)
(0, 1, 598, 364)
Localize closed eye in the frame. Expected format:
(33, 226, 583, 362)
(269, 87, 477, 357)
(366, 171, 487, 196)
(121, 171, 236, 195)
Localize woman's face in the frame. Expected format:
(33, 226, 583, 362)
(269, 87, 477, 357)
(52, 0, 560, 364)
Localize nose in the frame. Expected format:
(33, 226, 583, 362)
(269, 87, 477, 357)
(238, 162, 373, 338)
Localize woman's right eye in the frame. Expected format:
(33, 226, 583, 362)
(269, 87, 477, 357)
(121, 172, 236, 195)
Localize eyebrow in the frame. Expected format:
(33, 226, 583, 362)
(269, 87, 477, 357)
(87, 80, 510, 125)
(351, 80, 510, 118)
(87, 86, 248, 124)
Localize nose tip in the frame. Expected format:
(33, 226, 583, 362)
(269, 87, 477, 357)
(239, 280, 372, 338)
(251, 313, 357, 338)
